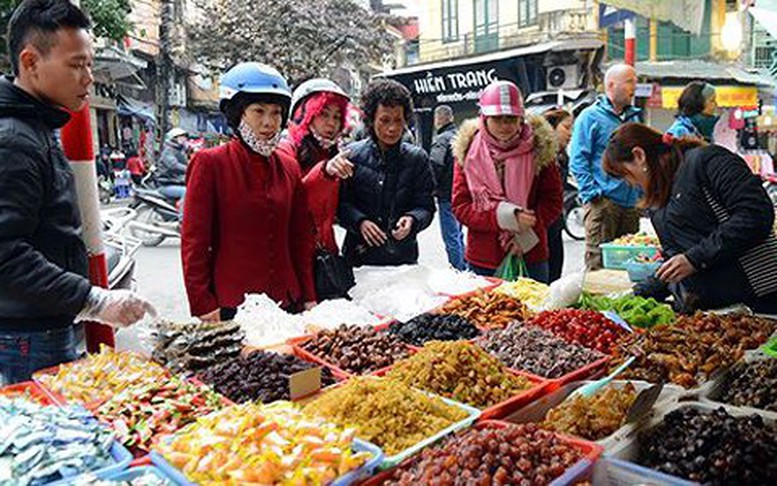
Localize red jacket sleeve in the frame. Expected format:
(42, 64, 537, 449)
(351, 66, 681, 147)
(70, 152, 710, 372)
(451, 161, 499, 232)
(181, 152, 219, 317)
(290, 167, 318, 304)
(533, 164, 563, 230)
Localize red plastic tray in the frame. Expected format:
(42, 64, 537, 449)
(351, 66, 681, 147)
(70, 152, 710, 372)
(32, 364, 87, 407)
(0, 381, 55, 405)
(287, 328, 413, 380)
(360, 420, 603, 485)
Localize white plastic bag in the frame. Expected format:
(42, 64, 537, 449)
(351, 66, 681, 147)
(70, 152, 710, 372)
(547, 271, 585, 309)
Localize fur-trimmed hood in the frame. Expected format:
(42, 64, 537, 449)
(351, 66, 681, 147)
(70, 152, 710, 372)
(452, 114, 559, 172)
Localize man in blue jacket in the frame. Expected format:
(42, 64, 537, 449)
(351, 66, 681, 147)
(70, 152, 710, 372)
(569, 64, 642, 270)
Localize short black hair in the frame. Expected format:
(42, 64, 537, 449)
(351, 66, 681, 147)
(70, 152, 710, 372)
(677, 81, 708, 117)
(360, 79, 413, 130)
(7, 0, 91, 76)
(222, 92, 291, 131)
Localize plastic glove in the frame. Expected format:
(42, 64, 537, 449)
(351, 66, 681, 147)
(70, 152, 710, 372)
(76, 287, 157, 328)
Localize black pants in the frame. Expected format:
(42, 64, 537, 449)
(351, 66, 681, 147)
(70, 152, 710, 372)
(547, 218, 564, 283)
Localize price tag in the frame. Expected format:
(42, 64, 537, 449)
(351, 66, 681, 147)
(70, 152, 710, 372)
(289, 367, 322, 401)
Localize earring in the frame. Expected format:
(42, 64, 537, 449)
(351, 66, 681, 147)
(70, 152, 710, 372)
(642, 166, 648, 173)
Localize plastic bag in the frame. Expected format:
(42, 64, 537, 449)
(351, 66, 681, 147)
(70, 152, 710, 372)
(494, 255, 528, 282)
(547, 271, 585, 309)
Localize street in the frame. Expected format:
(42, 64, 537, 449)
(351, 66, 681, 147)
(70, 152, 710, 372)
(131, 215, 586, 323)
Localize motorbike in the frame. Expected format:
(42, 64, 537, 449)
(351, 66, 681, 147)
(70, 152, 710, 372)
(102, 207, 142, 291)
(563, 176, 585, 241)
(764, 174, 777, 209)
(127, 167, 182, 247)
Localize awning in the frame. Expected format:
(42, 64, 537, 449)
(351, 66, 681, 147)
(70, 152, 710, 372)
(631, 60, 776, 87)
(599, 1, 706, 35)
(117, 95, 156, 124)
(93, 46, 148, 83)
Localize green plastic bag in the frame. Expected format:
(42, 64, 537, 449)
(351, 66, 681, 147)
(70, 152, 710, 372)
(494, 255, 529, 282)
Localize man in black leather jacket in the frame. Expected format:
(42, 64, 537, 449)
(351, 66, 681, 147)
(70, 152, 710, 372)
(339, 79, 435, 266)
(0, 0, 154, 385)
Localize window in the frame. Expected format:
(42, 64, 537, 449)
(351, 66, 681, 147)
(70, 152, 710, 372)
(519, 0, 538, 27)
(442, 0, 459, 42)
(474, 0, 498, 53)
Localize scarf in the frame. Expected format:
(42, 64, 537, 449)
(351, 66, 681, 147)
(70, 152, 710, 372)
(464, 117, 536, 250)
(238, 118, 280, 157)
(310, 126, 338, 149)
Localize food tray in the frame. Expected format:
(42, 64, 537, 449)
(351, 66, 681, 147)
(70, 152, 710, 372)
(698, 354, 777, 421)
(151, 438, 384, 486)
(0, 381, 55, 405)
(361, 420, 603, 486)
(623, 259, 661, 283)
(48, 440, 134, 486)
(600, 243, 660, 271)
(97, 465, 184, 485)
(594, 401, 775, 486)
(504, 380, 684, 450)
(287, 331, 413, 380)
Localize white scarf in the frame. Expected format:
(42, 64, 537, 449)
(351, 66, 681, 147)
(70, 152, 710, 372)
(238, 119, 280, 157)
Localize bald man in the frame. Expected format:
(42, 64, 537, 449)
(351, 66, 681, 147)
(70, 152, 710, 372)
(569, 64, 643, 270)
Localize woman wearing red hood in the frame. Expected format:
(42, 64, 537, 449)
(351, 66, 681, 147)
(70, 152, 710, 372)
(452, 81, 563, 283)
(278, 79, 353, 299)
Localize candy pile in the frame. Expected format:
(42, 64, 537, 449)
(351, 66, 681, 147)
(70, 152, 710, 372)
(151, 320, 244, 374)
(0, 397, 116, 485)
(495, 278, 550, 309)
(35, 346, 168, 405)
(93, 378, 224, 451)
(197, 350, 336, 404)
(577, 292, 675, 329)
(612, 232, 660, 247)
(235, 294, 307, 348)
(719, 359, 777, 412)
(157, 401, 370, 485)
(72, 471, 173, 485)
(385, 423, 584, 485)
(478, 324, 606, 379)
(300, 324, 408, 375)
(617, 313, 776, 388)
(303, 378, 469, 455)
(542, 383, 638, 441)
(441, 291, 531, 330)
(639, 407, 777, 484)
(388, 313, 480, 346)
(528, 309, 628, 354)
(386, 341, 532, 409)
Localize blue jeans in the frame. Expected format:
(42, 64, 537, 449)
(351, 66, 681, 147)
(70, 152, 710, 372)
(0, 324, 84, 386)
(159, 185, 186, 214)
(437, 200, 466, 271)
(469, 261, 551, 284)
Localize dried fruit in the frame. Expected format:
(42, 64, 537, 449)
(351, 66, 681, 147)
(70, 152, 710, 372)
(386, 340, 531, 409)
(719, 359, 777, 412)
(495, 278, 550, 309)
(303, 378, 468, 455)
(528, 309, 628, 354)
(151, 320, 244, 374)
(388, 313, 480, 346)
(196, 350, 336, 404)
(542, 383, 637, 441)
(300, 324, 408, 375)
(440, 290, 531, 330)
(478, 324, 606, 379)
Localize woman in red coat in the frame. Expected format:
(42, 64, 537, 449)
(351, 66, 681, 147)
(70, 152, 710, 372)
(452, 81, 562, 283)
(278, 79, 353, 256)
(181, 63, 316, 321)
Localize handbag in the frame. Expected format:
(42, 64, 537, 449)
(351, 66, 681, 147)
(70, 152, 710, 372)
(314, 245, 355, 301)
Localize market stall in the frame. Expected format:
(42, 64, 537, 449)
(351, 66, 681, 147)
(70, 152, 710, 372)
(3, 248, 777, 485)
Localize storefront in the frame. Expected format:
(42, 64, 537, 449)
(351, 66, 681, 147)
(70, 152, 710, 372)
(380, 38, 604, 150)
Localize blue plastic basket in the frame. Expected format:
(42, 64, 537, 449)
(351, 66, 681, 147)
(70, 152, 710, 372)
(99, 465, 179, 484)
(600, 244, 660, 270)
(623, 259, 662, 283)
(48, 440, 133, 486)
(151, 438, 384, 486)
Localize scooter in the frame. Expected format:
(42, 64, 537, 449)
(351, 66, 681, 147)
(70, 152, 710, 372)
(563, 176, 585, 241)
(102, 208, 142, 291)
(127, 187, 181, 247)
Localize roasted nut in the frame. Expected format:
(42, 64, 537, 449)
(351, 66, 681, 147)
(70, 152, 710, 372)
(300, 324, 408, 375)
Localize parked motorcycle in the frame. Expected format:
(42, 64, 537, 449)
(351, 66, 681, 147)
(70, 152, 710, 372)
(128, 187, 181, 247)
(563, 176, 585, 241)
(102, 208, 142, 291)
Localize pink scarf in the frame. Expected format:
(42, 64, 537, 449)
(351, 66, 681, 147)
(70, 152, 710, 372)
(464, 117, 535, 250)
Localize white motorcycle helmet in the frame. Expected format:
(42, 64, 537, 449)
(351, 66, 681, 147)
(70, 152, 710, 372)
(165, 128, 188, 143)
(290, 78, 350, 119)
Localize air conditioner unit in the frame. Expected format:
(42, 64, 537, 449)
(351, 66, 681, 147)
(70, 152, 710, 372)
(546, 65, 580, 90)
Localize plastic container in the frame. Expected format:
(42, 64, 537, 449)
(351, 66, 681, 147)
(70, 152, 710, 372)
(594, 401, 775, 486)
(623, 258, 661, 283)
(361, 420, 603, 486)
(95, 465, 182, 485)
(47, 440, 134, 486)
(698, 354, 777, 421)
(503, 380, 684, 451)
(151, 438, 384, 486)
(600, 243, 660, 271)
(0, 381, 55, 405)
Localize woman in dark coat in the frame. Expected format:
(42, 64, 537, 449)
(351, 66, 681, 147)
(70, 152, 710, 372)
(603, 122, 777, 313)
(338, 79, 436, 267)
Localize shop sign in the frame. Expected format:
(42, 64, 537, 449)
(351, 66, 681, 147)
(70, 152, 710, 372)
(662, 85, 759, 109)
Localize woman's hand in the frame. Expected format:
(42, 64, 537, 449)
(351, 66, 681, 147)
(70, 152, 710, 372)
(516, 209, 537, 232)
(657, 254, 697, 284)
(392, 216, 414, 241)
(505, 239, 523, 257)
(325, 150, 354, 179)
(360, 220, 388, 247)
(199, 309, 221, 322)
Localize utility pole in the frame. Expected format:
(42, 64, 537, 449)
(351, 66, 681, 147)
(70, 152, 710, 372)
(157, 0, 174, 138)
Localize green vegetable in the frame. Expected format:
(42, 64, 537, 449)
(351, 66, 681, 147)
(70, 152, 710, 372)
(576, 292, 675, 329)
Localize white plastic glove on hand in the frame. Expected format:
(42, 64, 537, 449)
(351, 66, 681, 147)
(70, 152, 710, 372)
(77, 287, 158, 328)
